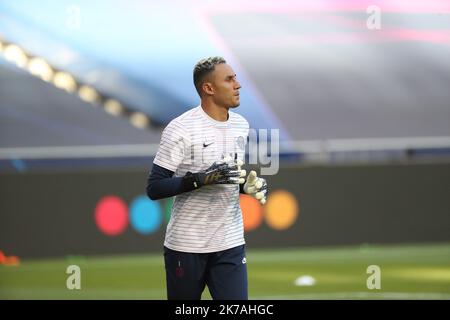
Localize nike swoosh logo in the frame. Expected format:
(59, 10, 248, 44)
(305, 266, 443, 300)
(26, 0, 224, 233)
(203, 142, 214, 148)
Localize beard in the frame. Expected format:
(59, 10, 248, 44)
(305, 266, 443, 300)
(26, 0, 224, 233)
(229, 96, 240, 108)
(214, 95, 240, 109)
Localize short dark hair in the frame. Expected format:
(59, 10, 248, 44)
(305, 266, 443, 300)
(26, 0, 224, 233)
(193, 56, 226, 96)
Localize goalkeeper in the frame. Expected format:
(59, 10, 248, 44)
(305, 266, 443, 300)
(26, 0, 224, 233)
(146, 56, 268, 300)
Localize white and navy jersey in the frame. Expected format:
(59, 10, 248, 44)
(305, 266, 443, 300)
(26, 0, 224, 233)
(153, 106, 249, 253)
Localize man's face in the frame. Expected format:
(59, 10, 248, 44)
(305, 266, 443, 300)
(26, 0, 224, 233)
(208, 63, 241, 108)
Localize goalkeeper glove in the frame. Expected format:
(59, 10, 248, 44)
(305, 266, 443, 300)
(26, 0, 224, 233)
(185, 157, 246, 188)
(243, 170, 268, 205)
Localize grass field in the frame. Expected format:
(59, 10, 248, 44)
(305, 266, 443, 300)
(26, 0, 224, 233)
(1, 243, 449, 300)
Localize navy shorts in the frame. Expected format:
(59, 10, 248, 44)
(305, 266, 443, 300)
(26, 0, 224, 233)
(163, 244, 248, 300)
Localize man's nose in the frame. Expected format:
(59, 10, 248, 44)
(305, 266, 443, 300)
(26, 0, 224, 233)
(235, 80, 241, 90)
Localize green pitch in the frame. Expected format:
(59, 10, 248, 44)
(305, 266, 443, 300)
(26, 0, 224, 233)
(1, 243, 449, 300)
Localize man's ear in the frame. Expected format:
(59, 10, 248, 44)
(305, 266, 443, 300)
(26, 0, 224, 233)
(202, 82, 215, 96)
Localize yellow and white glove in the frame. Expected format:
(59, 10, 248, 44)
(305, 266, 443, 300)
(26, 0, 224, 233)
(243, 171, 268, 205)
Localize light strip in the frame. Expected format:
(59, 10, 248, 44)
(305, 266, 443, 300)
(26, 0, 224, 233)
(0, 144, 159, 159)
(0, 137, 449, 160)
(286, 136, 450, 153)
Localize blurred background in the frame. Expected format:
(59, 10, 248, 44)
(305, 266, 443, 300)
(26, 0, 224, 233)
(1, 0, 449, 299)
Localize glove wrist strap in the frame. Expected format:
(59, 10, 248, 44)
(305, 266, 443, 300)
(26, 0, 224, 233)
(182, 172, 203, 191)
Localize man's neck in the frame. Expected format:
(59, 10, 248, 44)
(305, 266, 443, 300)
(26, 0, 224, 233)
(201, 101, 229, 122)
